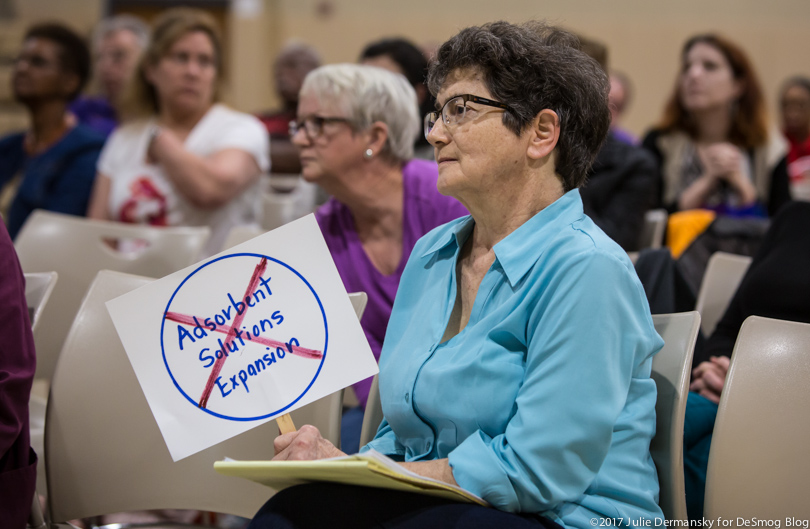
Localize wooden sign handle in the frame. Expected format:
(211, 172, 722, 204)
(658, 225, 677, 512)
(276, 413, 296, 434)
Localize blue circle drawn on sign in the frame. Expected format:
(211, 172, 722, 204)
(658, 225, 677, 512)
(160, 252, 328, 421)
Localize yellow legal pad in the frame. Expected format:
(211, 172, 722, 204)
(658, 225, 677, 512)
(214, 449, 488, 507)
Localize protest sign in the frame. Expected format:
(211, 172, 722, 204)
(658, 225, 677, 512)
(107, 215, 378, 461)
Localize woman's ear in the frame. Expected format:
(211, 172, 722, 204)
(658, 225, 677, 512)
(365, 121, 390, 157)
(527, 109, 560, 161)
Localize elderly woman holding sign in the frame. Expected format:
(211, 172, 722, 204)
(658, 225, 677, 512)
(250, 21, 664, 529)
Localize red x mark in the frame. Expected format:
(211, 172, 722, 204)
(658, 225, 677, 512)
(164, 257, 322, 409)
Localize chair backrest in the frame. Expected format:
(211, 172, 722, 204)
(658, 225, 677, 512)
(704, 316, 810, 519)
(223, 224, 266, 249)
(45, 273, 367, 521)
(15, 210, 210, 382)
(649, 311, 701, 522)
(261, 179, 318, 231)
(694, 251, 752, 337)
(639, 209, 668, 250)
(23, 271, 57, 333)
(359, 374, 383, 449)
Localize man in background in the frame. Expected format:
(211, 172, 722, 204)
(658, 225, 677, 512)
(257, 42, 321, 174)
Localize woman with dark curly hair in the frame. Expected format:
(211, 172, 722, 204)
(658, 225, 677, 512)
(250, 21, 663, 529)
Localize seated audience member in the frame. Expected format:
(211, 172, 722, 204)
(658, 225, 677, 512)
(642, 34, 788, 217)
(577, 36, 658, 251)
(257, 42, 321, 174)
(0, 220, 38, 529)
(0, 23, 105, 239)
(290, 64, 468, 450)
(684, 200, 810, 519)
(249, 21, 664, 529)
(69, 15, 149, 137)
(775, 76, 810, 202)
(360, 37, 434, 159)
(87, 8, 268, 258)
(609, 70, 638, 145)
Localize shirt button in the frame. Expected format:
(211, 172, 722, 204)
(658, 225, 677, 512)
(426, 440, 432, 451)
(404, 392, 410, 403)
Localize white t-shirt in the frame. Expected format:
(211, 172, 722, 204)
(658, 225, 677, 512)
(97, 103, 270, 257)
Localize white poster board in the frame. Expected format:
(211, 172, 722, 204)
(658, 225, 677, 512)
(107, 215, 378, 461)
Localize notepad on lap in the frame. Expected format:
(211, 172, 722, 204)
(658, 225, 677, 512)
(214, 449, 488, 506)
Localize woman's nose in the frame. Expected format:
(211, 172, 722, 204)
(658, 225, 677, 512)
(426, 117, 449, 146)
(290, 126, 310, 147)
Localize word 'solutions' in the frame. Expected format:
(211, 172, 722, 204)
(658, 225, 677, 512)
(160, 253, 328, 422)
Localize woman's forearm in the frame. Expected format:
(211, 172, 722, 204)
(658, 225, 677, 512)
(726, 171, 758, 205)
(399, 458, 458, 486)
(150, 129, 260, 210)
(678, 173, 718, 210)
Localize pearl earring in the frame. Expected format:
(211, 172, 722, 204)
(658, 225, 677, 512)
(364, 148, 373, 159)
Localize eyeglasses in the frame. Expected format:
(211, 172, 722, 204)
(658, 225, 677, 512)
(424, 94, 513, 140)
(289, 115, 353, 139)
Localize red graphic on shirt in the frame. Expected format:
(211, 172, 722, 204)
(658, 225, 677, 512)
(119, 177, 169, 226)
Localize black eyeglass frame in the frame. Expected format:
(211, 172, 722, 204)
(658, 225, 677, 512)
(424, 94, 513, 139)
(289, 115, 354, 139)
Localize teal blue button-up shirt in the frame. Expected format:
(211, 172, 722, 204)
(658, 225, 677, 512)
(362, 189, 665, 528)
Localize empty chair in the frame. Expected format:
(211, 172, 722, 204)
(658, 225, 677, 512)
(704, 316, 810, 520)
(694, 252, 752, 336)
(14, 210, 210, 382)
(650, 312, 701, 521)
(639, 209, 668, 250)
(44, 271, 368, 521)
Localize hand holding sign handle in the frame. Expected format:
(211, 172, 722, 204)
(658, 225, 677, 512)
(276, 413, 296, 434)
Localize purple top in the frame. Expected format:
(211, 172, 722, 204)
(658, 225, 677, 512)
(69, 96, 118, 138)
(316, 159, 468, 407)
(0, 221, 37, 528)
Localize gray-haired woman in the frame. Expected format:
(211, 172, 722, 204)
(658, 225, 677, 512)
(250, 22, 663, 529)
(291, 64, 468, 439)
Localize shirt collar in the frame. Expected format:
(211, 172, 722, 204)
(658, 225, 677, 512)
(494, 189, 585, 286)
(419, 190, 585, 286)
(419, 215, 475, 258)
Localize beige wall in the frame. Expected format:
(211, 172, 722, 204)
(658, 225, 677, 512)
(272, 0, 810, 137)
(2, 0, 810, 139)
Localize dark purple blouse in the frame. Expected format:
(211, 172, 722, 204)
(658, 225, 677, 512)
(0, 220, 37, 527)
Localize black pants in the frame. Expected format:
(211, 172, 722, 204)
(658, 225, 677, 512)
(248, 483, 563, 529)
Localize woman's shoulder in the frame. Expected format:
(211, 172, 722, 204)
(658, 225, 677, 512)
(205, 104, 266, 132)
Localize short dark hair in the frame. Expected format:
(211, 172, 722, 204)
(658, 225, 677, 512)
(360, 38, 427, 88)
(427, 21, 610, 191)
(24, 22, 91, 100)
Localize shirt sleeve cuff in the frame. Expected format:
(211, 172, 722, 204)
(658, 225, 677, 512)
(448, 430, 520, 511)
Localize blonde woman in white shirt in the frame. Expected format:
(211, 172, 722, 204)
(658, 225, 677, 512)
(88, 7, 269, 257)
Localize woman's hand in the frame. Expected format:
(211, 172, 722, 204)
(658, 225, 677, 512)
(272, 424, 346, 461)
(701, 143, 758, 205)
(689, 355, 730, 404)
(700, 143, 741, 179)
